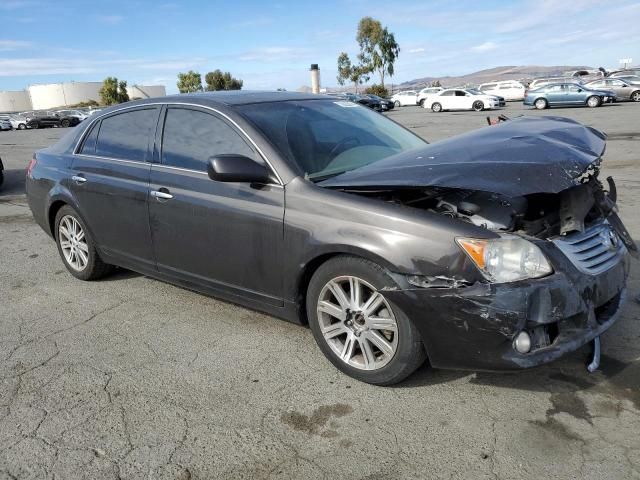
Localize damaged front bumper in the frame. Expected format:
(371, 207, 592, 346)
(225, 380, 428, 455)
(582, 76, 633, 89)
(385, 241, 630, 371)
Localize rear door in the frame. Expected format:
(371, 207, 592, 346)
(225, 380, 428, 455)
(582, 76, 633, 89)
(148, 105, 285, 305)
(70, 106, 159, 271)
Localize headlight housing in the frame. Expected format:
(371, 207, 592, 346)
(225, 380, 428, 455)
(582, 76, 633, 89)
(456, 235, 552, 283)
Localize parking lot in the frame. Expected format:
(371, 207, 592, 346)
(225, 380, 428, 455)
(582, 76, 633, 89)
(1, 102, 639, 479)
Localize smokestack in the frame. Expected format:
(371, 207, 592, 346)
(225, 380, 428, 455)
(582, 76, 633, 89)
(310, 64, 320, 94)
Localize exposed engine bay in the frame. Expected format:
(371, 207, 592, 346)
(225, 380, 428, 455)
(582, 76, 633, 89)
(336, 173, 634, 245)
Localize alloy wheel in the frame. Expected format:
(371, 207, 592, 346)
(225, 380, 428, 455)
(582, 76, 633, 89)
(58, 215, 89, 271)
(535, 99, 547, 109)
(317, 275, 398, 370)
(632, 92, 640, 102)
(587, 96, 600, 108)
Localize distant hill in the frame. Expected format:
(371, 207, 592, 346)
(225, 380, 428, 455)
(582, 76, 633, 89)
(396, 65, 595, 89)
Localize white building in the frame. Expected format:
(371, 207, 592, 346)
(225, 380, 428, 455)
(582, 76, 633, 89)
(0, 90, 32, 113)
(0, 81, 167, 112)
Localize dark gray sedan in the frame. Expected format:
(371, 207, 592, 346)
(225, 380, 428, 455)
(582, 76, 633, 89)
(26, 92, 634, 384)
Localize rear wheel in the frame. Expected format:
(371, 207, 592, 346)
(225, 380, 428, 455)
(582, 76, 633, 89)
(307, 256, 426, 385)
(431, 102, 442, 112)
(60, 119, 70, 128)
(55, 205, 113, 280)
(534, 98, 548, 110)
(419, 99, 425, 107)
(472, 101, 484, 112)
(586, 95, 601, 108)
(631, 91, 640, 102)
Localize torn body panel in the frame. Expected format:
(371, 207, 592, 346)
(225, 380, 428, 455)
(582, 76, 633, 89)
(385, 244, 629, 371)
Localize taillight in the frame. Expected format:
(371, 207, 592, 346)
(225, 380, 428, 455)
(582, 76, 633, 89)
(26, 157, 37, 177)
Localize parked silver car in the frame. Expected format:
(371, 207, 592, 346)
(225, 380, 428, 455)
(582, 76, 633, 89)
(586, 78, 640, 102)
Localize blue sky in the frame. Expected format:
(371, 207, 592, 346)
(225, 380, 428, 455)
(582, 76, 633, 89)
(1, 0, 639, 93)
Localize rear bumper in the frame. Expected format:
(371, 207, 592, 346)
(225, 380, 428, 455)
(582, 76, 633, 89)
(384, 247, 630, 371)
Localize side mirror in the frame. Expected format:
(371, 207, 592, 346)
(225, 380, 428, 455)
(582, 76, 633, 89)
(207, 154, 275, 184)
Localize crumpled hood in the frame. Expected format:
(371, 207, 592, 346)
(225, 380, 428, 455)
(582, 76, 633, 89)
(320, 116, 607, 197)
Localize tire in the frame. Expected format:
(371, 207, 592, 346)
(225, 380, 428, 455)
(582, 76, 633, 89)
(0, 170, 4, 188)
(60, 119, 70, 128)
(306, 255, 426, 385)
(472, 101, 484, 112)
(419, 99, 425, 107)
(431, 102, 442, 112)
(631, 91, 640, 102)
(54, 205, 113, 281)
(534, 98, 548, 110)
(18, 124, 26, 130)
(586, 95, 601, 108)
(32, 122, 40, 129)
(394, 100, 400, 107)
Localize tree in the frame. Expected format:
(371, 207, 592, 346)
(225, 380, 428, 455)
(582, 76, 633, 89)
(205, 70, 243, 91)
(356, 17, 400, 88)
(99, 77, 129, 105)
(364, 84, 388, 98)
(336, 52, 370, 93)
(177, 70, 203, 93)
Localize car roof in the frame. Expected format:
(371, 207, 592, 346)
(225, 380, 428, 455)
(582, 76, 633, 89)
(163, 90, 321, 106)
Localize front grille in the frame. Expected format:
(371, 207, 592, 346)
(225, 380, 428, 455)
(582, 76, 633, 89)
(552, 221, 625, 275)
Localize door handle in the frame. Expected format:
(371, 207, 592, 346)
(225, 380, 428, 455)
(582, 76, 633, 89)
(151, 190, 173, 200)
(71, 175, 87, 184)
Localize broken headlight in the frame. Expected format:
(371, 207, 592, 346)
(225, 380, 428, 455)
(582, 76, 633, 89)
(456, 236, 552, 283)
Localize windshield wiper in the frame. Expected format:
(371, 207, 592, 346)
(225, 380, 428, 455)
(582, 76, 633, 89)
(307, 170, 349, 183)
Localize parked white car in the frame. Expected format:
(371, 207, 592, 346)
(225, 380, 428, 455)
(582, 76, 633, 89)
(478, 81, 526, 101)
(423, 88, 501, 112)
(390, 90, 418, 106)
(0, 114, 28, 130)
(417, 87, 444, 106)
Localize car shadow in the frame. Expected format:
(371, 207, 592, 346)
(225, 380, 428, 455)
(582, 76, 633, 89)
(394, 345, 639, 402)
(0, 168, 26, 197)
(100, 268, 142, 282)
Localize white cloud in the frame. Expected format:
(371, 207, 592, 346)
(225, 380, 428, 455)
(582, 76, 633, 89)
(407, 47, 425, 54)
(0, 39, 32, 51)
(470, 41, 498, 53)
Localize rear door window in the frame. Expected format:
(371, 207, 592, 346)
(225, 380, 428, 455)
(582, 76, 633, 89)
(160, 107, 257, 172)
(95, 108, 158, 162)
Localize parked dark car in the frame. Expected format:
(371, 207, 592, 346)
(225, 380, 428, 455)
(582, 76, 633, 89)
(24, 111, 81, 129)
(26, 92, 634, 385)
(362, 94, 394, 111)
(0, 156, 4, 188)
(330, 93, 382, 112)
(524, 83, 616, 109)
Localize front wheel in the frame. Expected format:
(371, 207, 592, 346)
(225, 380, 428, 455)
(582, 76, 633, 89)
(307, 256, 426, 385)
(393, 100, 401, 107)
(631, 91, 640, 102)
(534, 98, 548, 110)
(55, 205, 113, 280)
(18, 123, 26, 130)
(431, 102, 442, 112)
(586, 95, 601, 108)
(60, 119, 71, 128)
(472, 101, 484, 112)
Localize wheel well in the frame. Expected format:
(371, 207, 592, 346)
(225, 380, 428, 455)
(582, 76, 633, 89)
(48, 200, 67, 237)
(296, 253, 340, 325)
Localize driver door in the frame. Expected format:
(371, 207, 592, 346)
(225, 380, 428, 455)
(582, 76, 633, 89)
(148, 105, 285, 305)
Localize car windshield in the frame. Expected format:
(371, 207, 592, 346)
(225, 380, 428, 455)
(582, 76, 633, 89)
(238, 99, 426, 181)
